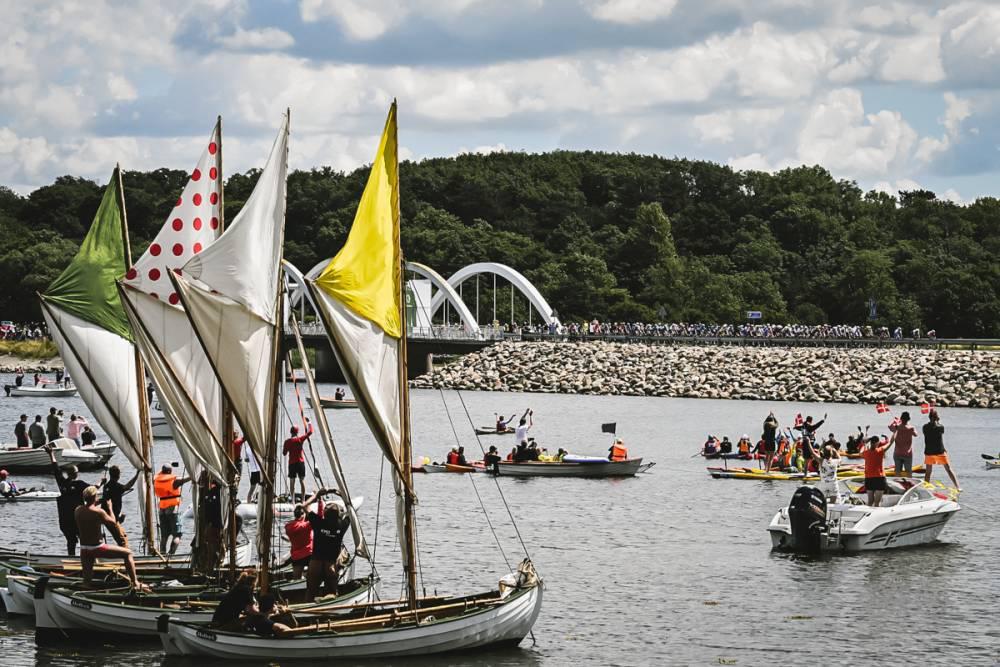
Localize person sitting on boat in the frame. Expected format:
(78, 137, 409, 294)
(555, 448, 568, 462)
(45, 445, 91, 555)
(736, 435, 752, 459)
(80, 425, 97, 447)
(154, 464, 191, 555)
(810, 445, 843, 503)
(74, 485, 142, 589)
(507, 447, 517, 462)
(822, 432, 840, 452)
(283, 417, 314, 503)
(526, 438, 542, 461)
(306, 488, 350, 600)
(334, 387, 345, 401)
(862, 434, 894, 506)
(446, 447, 460, 465)
(719, 436, 733, 455)
(212, 570, 258, 629)
(29, 414, 45, 448)
(702, 436, 719, 457)
(494, 413, 515, 433)
(100, 464, 141, 523)
(0, 469, 23, 498)
(483, 446, 502, 472)
(66, 414, 89, 446)
(609, 438, 628, 461)
(513, 441, 531, 462)
(243, 592, 293, 637)
(14, 414, 29, 448)
(456, 446, 469, 466)
(514, 408, 533, 446)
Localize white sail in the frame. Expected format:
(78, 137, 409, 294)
(120, 121, 229, 485)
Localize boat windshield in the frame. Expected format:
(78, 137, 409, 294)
(899, 485, 935, 504)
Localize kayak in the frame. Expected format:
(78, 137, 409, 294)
(474, 427, 514, 436)
(708, 465, 925, 481)
(986, 460, 1000, 470)
(701, 452, 764, 460)
(415, 463, 485, 474)
(0, 490, 59, 503)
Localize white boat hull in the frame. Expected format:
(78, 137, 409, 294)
(162, 582, 542, 659)
(8, 386, 78, 398)
(2, 576, 35, 615)
(0, 490, 59, 503)
(496, 458, 644, 477)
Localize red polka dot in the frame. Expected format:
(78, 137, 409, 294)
(191, 169, 201, 181)
(193, 193, 202, 206)
(125, 268, 138, 280)
(209, 167, 218, 180)
(208, 142, 217, 155)
(209, 192, 219, 205)
(176, 196, 182, 207)
(172, 243, 184, 256)
(168, 293, 180, 305)
(150, 243, 162, 256)
(172, 218, 183, 231)
(193, 242, 203, 254)
(150, 293, 159, 300)
(210, 217, 219, 229)
(193, 217, 202, 230)
(148, 268, 161, 281)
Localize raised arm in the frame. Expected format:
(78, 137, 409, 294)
(123, 468, 142, 491)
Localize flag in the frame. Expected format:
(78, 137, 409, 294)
(889, 417, 901, 428)
(794, 413, 803, 427)
(920, 402, 931, 414)
(876, 403, 889, 414)
(601, 422, 617, 434)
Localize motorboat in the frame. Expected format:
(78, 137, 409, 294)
(306, 396, 358, 410)
(495, 456, 651, 477)
(0, 490, 58, 503)
(0, 438, 113, 473)
(179, 495, 363, 523)
(768, 478, 960, 553)
(5, 384, 78, 398)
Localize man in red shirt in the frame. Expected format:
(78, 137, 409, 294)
(282, 418, 313, 502)
(285, 487, 324, 579)
(861, 434, 894, 507)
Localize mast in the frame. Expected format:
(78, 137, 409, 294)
(116, 164, 157, 555)
(391, 103, 419, 609)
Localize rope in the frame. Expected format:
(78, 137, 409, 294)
(454, 389, 533, 561)
(437, 387, 512, 571)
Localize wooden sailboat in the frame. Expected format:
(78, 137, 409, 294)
(159, 102, 542, 660)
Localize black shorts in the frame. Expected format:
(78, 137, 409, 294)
(865, 476, 887, 491)
(250, 471, 261, 485)
(291, 554, 311, 567)
(288, 462, 306, 479)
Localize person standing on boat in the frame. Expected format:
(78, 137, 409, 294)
(811, 445, 843, 503)
(154, 464, 191, 555)
(80, 425, 97, 447)
(514, 408, 533, 446)
(306, 488, 350, 600)
(794, 414, 826, 463)
(283, 417, 314, 503)
(29, 414, 46, 447)
(45, 407, 62, 442)
(230, 431, 245, 478)
(242, 435, 261, 503)
(14, 367, 24, 387)
(14, 414, 29, 448)
(44, 445, 91, 555)
(923, 409, 960, 490)
(66, 414, 89, 446)
(75, 486, 142, 589)
(286, 488, 324, 579)
(862, 435, 893, 506)
(889, 411, 918, 476)
(100, 464, 142, 523)
(762, 412, 779, 471)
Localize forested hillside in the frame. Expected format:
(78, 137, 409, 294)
(1, 152, 997, 336)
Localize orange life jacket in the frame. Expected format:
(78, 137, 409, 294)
(610, 444, 628, 461)
(154, 472, 181, 510)
(738, 439, 750, 454)
(446, 451, 459, 465)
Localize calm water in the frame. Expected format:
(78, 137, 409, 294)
(1, 373, 998, 666)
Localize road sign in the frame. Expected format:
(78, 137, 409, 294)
(746, 311, 762, 320)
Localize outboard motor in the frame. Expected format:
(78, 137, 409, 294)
(787, 485, 827, 553)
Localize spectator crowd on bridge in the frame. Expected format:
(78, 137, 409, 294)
(0, 321, 50, 341)
(492, 321, 936, 340)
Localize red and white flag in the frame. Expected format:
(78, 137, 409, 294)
(920, 402, 931, 414)
(876, 402, 889, 414)
(794, 413, 804, 427)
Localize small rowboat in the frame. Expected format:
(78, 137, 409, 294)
(495, 457, 647, 477)
(475, 426, 514, 436)
(415, 463, 484, 474)
(6, 385, 78, 398)
(306, 396, 359, 410)
(0, 490, 58, 503)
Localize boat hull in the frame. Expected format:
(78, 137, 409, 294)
(8, 386, 78, 398)
(496, 458, 643, 477)
(3, 576, 36, 615)
(306, 397, 359, 410)
(161, 583, 542, 659)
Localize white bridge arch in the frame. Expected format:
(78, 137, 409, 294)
(283, 259, 558, 336)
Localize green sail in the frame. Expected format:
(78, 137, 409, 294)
(43, 168, 132, 341)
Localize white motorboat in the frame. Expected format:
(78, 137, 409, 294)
(180, 494, 363, 523)
(495, 456, 648, 477)
(0, 490, 58, 503)
(0, 439, 110, 473)
(768, 479, 960, 553)
(6, 385, 78, 398)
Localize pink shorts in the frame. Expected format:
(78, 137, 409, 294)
(80, 544, 114, 557)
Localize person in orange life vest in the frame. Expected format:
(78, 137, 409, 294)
(506, 447, 516, 462)
(283, 418, 314, 502)
(736, 435, 752, 459)
(154, 464, 191, 554)
(285, 488, 325, 579)
(445, 447, 459, 465)
(608, 438, 628, 461)
(861, 434, 893, 506)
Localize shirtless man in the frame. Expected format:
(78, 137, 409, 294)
(74, 486, 141, 588)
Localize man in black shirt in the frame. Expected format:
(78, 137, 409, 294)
(923, 409, 960, 490)
(14, 414, 28, 448)
(100, 465, 141, 522)
(306, 489, 350, 600)
(45, 445, 91, 555)
(483, 446, 501, 472)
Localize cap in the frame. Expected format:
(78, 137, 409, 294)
(0, 469, 7, 478)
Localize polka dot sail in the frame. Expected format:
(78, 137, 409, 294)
(123, 123, 223, 306)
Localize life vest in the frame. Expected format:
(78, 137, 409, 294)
(446, 451, 459, 465)
(154, 472, 181, 510)
(610, 444, 628, 461)
(738, 439, 750, 454)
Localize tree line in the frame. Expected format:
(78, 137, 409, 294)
(1, 152, 997, 336)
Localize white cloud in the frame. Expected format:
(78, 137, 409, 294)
(299, 0, 484, 40)
(107, 74, 138, 102)
(217, 27, 295, 50)
(587, 0, 678, 25)
(693, 108, 785, 145)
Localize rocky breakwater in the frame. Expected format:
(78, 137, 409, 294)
(411, 341, 1000, 408)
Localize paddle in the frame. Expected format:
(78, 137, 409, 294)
(981, 453, 997, 460)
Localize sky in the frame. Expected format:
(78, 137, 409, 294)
(2, 0, 1000, 202)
